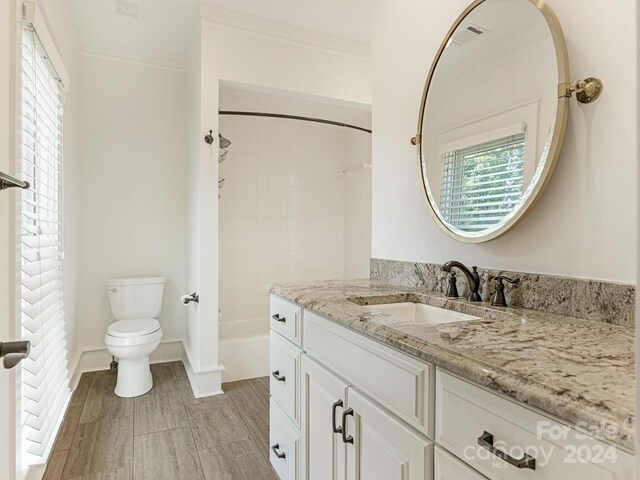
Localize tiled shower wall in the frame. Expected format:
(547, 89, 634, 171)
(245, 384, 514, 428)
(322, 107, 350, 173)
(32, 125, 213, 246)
(219, 115, 371, 337)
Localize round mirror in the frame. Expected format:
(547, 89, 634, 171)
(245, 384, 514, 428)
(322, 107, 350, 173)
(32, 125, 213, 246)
(416, 0, 569, 242)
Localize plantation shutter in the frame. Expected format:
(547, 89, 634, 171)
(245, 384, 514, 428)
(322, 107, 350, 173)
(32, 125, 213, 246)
(19, 23, 70, 464)
(439, 133, 526, 232)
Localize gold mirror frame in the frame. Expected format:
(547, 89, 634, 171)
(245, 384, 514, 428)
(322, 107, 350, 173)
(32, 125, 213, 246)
(414, 0, 570, 243)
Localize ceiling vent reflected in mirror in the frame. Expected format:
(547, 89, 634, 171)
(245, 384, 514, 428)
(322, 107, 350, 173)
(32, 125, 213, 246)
(450, 24, 488, 46)
(114, 0, 145, 21)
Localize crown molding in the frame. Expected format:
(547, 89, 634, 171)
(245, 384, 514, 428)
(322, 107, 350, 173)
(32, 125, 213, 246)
(199, 5, 370, 59)
(77, 39, 187, 71)
(71, 4, 370, 70)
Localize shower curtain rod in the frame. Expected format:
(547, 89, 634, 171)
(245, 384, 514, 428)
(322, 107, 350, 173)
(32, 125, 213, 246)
(218, 110, 372, 134)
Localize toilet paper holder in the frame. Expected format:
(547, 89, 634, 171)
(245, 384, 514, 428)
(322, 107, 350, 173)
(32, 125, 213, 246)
(182, 292, 199, 305)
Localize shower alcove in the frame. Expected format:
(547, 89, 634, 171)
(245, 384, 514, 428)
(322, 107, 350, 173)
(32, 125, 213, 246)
(217, 82, 372, 381)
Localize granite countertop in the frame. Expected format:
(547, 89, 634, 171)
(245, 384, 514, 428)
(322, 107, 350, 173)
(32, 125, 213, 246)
(269, 279, 636, 452)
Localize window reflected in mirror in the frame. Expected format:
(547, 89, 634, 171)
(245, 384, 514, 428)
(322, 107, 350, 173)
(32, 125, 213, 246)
(439, 133, 525, 232)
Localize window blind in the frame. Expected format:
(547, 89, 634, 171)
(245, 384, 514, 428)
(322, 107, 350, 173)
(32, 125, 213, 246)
(19, 23, 70, 464)
(439, 133, 525, 232)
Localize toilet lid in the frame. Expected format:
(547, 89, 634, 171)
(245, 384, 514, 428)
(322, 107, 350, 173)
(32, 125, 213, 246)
(107, 318, 160, 338)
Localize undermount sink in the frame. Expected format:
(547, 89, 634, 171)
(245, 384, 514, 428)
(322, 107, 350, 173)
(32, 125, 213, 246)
(369, 302, 481, 325)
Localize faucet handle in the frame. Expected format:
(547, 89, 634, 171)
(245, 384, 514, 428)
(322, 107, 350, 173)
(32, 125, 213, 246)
(445, 272, 459, 298)
(495, 276, 519, 285)
(491, 276, 520, 307)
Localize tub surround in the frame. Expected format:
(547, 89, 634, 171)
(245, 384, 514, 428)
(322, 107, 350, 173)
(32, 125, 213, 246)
(269, 279, 635, 451)
(371, 258, 636, 327)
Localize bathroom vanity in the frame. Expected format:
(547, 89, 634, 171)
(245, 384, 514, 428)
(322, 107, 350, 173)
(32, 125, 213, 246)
(267, 280, 635, 480)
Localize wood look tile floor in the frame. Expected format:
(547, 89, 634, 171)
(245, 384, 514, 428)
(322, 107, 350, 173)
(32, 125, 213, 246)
(43, 362, 277, 480)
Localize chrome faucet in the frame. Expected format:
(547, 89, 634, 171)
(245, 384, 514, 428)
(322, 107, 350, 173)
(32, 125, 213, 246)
(441, 261, 482, 302)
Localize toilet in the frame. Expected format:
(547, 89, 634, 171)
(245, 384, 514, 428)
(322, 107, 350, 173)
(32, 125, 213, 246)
(104, 276, 166, 397)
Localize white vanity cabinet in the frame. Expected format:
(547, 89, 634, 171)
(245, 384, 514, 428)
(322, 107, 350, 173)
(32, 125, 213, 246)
(271, 398, 302, 480)
(435, 370, 635, 480)
(269, 296, 304, 480)
(300, 350, 433, 480)
(300, 355, 348, 480)
(435, 446, 489, 480)
(269, 295, 635, 480)
(269, 295, 435, 480)
(346, 387, 433, 480)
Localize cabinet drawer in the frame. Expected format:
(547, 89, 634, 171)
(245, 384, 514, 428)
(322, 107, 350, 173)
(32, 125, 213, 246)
(436, 370, 634, 480)
(270, 295, 302, 346)
(435, 446, 487, 480)
(304, 310, 434, 438)
(270, 331, 301, 424)
(270, 398, 301, 480)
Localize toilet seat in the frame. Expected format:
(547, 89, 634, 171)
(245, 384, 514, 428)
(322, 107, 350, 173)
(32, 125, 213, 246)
(105, 319, 162, 347)
(108, 318, 160, 337)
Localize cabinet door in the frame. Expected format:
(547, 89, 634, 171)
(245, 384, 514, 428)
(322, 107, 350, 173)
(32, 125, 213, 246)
(345, 388, 433, 480)
(301, 355, 349, 480)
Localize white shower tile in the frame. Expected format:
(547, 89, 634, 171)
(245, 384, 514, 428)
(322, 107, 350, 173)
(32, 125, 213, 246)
(219, 113, 370, 330)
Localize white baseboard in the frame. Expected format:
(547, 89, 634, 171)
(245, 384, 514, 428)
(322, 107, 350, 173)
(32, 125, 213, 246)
(67, 335, 269, 395)
(181, 346, 225, 397)
(19, 464, 45, 480)
(68, 339, 184, 391)
(220, 334, 270, 383)
(67, 339, 230, 401)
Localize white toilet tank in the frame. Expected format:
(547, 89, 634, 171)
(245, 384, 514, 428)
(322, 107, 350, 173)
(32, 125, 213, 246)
(107, 277, 166, 320)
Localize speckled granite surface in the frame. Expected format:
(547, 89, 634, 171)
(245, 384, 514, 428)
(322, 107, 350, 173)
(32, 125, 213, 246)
(269, 279, 636, 452)
(371, 258, 636, 327)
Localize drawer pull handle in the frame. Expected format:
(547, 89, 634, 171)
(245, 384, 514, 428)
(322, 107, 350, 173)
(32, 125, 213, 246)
(332, 400, 343, 434)
(477, 431, 536, 470)
(272, 314, 286, 323)
(271, 443, 286, 459)
(271, 370, 286, 382)
(341, 408, 354, 444)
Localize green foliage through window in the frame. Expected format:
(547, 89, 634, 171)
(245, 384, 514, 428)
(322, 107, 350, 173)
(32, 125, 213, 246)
(440, 133, 525, 232)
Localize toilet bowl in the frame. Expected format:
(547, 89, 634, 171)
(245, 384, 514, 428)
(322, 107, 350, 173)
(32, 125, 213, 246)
(104, 319, 163, 397)
(105, 277, 166, 398)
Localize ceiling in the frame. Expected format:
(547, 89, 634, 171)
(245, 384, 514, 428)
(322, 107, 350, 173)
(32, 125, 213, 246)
(66, 0, 373, 69)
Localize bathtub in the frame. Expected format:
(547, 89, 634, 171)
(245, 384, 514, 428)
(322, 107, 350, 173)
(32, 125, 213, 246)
(219, 318, 270, 383)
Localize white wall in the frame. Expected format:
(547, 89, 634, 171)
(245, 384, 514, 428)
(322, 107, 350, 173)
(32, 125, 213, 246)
(184, 19, 372, 391)
(637, 0, 640, 467)
(344, 129, 372, 279)
(75, 56, 187, 356)
(371, 0, 637, 283)
(184, 31, 204, 388)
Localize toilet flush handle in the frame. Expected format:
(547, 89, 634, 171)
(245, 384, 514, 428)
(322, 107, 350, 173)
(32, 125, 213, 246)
(108, 287, 117, 293)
